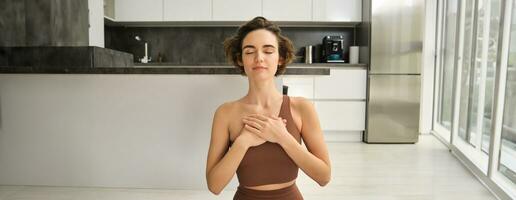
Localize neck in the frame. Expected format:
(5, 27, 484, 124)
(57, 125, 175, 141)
(244, 77, 283, 107)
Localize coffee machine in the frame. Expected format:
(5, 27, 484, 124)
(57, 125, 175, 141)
(322, 36, 346, 63)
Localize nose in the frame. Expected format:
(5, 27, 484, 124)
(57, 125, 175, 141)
(254, 51, 265, 63)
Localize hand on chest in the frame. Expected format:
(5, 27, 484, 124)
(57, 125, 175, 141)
(230, 104, 288, 144)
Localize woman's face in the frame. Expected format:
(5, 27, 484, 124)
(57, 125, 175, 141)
(240, 29, 282, 80)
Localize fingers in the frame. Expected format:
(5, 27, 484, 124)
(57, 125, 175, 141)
(242, 117, 264, 130)
(244, 124, 261, 136)
(246, 114, 287, 126)
(247, 114, 283, 122)
(269, 115, 280, 120)
(247, 114, 269, 121)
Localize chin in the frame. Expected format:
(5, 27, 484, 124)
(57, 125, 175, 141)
(249, 73, 275, 81)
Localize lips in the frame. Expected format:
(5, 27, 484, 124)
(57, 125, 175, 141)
(252, 66, 267, 70)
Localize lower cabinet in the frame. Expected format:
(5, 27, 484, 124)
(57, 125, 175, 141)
(283, 67, 367, 141)
(314, 101, 365, 131)
(282, 75, 314, 99)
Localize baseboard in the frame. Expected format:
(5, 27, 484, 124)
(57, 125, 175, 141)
(323, 131, 363, 142)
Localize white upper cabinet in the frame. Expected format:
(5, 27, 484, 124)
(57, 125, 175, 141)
(103, 0, 115, 19)
(313, 0, 362, 21)
(262, 0, 312, 21)
(115, 0, 163, 21)
(212, 0, 261, 21)
(112, 0, 362, 22)
(163, 0, 211, 21)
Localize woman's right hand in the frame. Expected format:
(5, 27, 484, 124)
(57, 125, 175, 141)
(236, 124, 266, 148)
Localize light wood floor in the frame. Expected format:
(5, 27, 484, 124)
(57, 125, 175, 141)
(0, 135, 498, 200)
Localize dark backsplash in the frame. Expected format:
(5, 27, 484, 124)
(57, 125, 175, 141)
(105, 26, 354, 64)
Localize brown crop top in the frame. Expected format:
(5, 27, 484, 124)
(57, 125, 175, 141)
(234, 95, 302, 187)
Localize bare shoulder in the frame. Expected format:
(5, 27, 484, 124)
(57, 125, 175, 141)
(210, 100, 241, 142)
(289, 96, 316, 114)
(214, 101, 231, 114)
(288, 96, 318, 133)
(214, 101, 237, 119)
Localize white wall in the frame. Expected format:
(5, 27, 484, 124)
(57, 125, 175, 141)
(420, 0, 438, 134)
(0, 74, 261, 189)
(88, 0, 105, 47)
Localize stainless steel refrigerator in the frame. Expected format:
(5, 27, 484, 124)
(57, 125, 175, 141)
(363, 0, 423, 143)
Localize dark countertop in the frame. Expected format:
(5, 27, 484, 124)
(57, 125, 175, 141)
(135, 62, 367, 68)
(0, 46, 366, 75)
(0, 65, 331, 75)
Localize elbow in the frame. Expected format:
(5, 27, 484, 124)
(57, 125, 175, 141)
(207, 183, 222, 195)
(317, 169, 332, 187)
(207, 178, 222, 195)
(318, 178, 331, 187)
(208, 186, 222, 195)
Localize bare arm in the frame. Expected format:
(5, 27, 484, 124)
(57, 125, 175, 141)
(206, 139, 248, 195)
(205, 104, 265, 195)
(205, 105, 245, 195)
(279, 98, 331, 186)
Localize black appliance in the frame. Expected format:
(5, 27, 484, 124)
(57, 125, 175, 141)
(322, 36, 346, 63)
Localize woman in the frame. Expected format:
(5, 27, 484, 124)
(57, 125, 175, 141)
(206, 16, 331, 200)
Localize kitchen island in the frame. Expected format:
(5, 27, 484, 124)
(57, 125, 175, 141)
(0, 64, 330, 189)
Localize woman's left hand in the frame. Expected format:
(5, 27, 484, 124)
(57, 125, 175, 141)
(242, 114, 290, 144)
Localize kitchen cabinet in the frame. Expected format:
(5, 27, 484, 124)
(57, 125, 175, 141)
(90, 0, 105, 47)
(103, 0, 114, 20)
(315, 101, 365, 131)
(283, 67, 367, 141)
(313, 0, 362, 21)
(212, 0, 261, 21)
(115, 0, 163, 21)
(163, 0, 211, 21)
(0, 74, 248, 189)
(262, 0, 312, 21)
(314, 68, 366, 99)
(313, 68, 366, 132)
(109, 0, 362, 22)
(282, 76, 315, 99)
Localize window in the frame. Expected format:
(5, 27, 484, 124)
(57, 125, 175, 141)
(436, 0, 459, 131)
(499, 0, 516, 183)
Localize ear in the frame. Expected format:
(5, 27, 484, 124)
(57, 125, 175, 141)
(237, 59, 243, 67)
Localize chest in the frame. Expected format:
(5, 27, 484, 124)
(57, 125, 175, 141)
(227, 103, 303, 143)
(228, 105, 281, 143)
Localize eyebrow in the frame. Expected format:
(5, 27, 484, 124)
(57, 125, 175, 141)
(242, 45, 277, 50)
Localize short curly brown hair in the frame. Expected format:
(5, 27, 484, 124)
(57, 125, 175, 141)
(223, 16, 295, 76)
